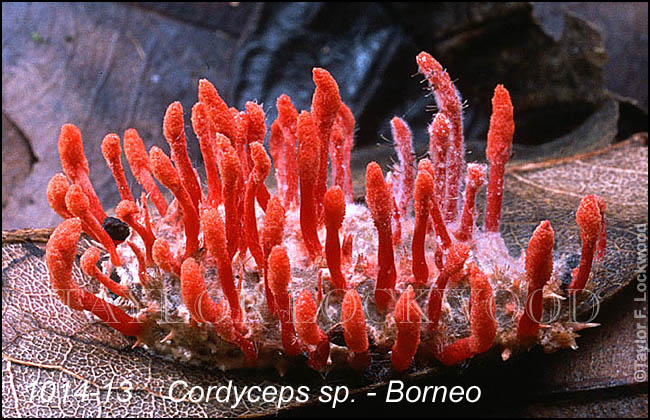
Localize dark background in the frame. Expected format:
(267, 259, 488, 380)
(2, 2, 648, 417)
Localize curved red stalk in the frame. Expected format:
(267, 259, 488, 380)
(58, 124, 107, 224)
(245, 102, 271, 211)
(80, 246, 130, 299)
(412, 170, 434, 286)
(427, 243, 470, 331)
(276, 94, 299, 206)
(390, 117, 415, 219)
(484, 84, 515, 233)
(47, 173, 98, 242)
(438, 264, 497, 365)
(391, 286, 422, 372)
(191, 102, 222, 207)
(341, 289, 370, 369)
(455, 163, 486, 241)
(232, 110, 251, 180)
(123, 128, 168, 216)
(428, 113, 452, 216)
(214, 134, 244, 259)
(337, 102, 356, 202)
(245, 101, 266, 143)
(323, 186, 346, 289)
(46, 218, 143, 337)
(212, 300, 257, 366)
(152, 238, 181, 277)
(163, 102, 203, 212)
(116, 200, 155, 264)
(180, 257, 218, 323)
(243, 142, 271, 269)
(297, 111, 322, 259)
(101, 133, 134, 202)
(365, 162, 397, 312)
(149, 146, 200, 258)
(46, 218, 87, 311)
(517, 220, 554, 340)
(127, 240, 148, 288)
(330, 125, 347, 196)
(267, 246, 303, 356)
(244, 102, 265, 159)
(569, 195, 606, 292)
(416, 52, 464, 221)
(47, 173, 73, 219)
(262, 196, 286, 314)
(294, 289, 329, 370)
(467, 264, 497, 354)
(65, 185, 121, 266)
(417, 159, 451, 249)
(265, 226, 290, 272)
(198, 79, 238, 142)
(201, 208, 242, 324)
(311, 68, 342, 215)
(180, 258, 255, 365)
(341, 289, 369, 352)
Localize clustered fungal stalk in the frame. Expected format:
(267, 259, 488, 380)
(390, 116, 415, 220)
(517, 221, 555, 340)
(123, 128, 168, 216)
(45, 51, 606, 373)
(391, 286, 422, 372)
(569, 195, 607, 293)
(436, 264, 497, 366)
(417, 52, 464, 222)
(366, 162, 398, 311)
(455, 164, 486, 242)
(323, 186, 347, 290)
(149, 146, 200, 258)
(484, 85, 515, 233)
(261, 196, 286, 314)
(341, 289, 370, 369)
(163, 102, 204, 212)
(268, 246, 303, 357)
(80, 246, 130, 300)
(191, 102, 223, 208)
(46, 218, 144, 338)
(412, 170, 434, 286)
(297, 111, 322, 260)
(201, 208, 242, 324)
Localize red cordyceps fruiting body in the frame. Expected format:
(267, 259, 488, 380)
(341, 289, 370, 369)
(44, 51, 605, 373)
